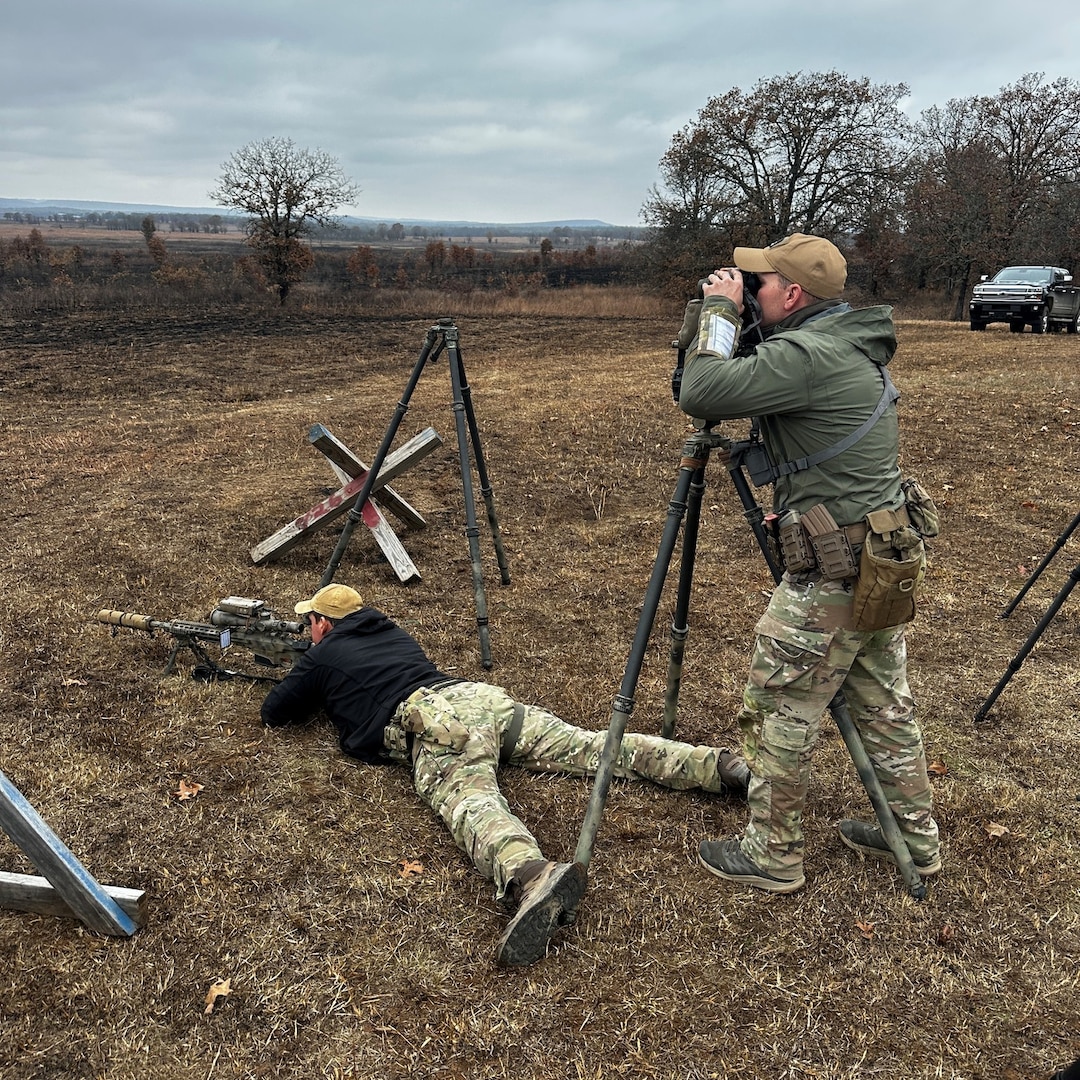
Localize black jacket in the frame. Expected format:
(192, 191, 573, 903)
(261, 607, 452, 761)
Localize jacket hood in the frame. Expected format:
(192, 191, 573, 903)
(783, 303, 897, 367)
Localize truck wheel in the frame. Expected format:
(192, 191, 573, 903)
(1068, 316, 1079, 335)
(1031, 307, 1049, 334)
(1010, 320, 1025, 333)
(969, 319, 986, 331)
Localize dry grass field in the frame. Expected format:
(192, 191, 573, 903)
(1, 300, 1078, 1079)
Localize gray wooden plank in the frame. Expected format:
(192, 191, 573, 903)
(0, 770, 138, 936)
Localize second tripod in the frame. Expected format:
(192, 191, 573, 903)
(320, 318, 510, 668)
(576, 426, 928, 900)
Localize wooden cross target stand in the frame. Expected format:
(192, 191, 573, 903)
(0, 768, 145, 936)
(251, 424, 444, 583)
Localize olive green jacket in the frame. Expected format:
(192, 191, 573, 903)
(678, 296, 904, 527)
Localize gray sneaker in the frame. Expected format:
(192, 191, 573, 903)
(697, 839, 805, 894)
(494, 861, 587, 967)
(838, 819, 942, 877)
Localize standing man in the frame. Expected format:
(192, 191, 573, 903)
(261, 583, 750, 965)
(677, 233, 940, 894)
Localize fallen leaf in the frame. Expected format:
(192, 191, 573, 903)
(985, 821, 1010, 838)
(937, 923, 956, 946)
(204, 977, 231, 1014)
(174, 778, 204, 801)
(1021, 500, 1038, 509)
(399, 859, 424, 879)
(928, 759, 949, 777)
(855, 920, 875, 940)
(61, 677, 88, 687)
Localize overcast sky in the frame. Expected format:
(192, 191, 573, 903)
(3, 0, 1078, 226)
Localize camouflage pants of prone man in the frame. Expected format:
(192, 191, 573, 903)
(386, 681, 733, 901)
(737, 573, 940, 879)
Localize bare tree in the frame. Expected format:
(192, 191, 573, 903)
(642, 71, 910, 292)
(905, 74, 1080, 318)
(209, 136, 359, 303)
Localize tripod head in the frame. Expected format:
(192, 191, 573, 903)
(422, 317, 459, 364)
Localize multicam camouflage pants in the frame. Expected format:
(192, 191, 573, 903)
(738, 573, 939, 877)
(388, 681, 732, 899)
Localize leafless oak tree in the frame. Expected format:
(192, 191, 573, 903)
(210, 137, 359, 303)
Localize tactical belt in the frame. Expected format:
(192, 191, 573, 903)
(424, 677, 465, 693)
(501, 702, 525, 764)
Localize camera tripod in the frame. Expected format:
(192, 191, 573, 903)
(574, 425, 929, 900)
(319, 318, 510, 668)
(974, 507, 1080, 722)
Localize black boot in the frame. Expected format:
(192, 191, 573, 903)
(717, 749, 750, 798)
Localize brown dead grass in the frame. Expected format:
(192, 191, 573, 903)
(0, 304, 1078, 1079)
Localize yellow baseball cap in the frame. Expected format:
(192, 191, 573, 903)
(734, 233, 847, 298)
(294, 583, 364, 619)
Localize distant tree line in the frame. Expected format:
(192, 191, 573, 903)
(2, 210, 236, 233)
(643, 71, 1080, 316)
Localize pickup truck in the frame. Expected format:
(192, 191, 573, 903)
(969, 265, 1080, 333)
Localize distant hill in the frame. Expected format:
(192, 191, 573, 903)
(0, 197, 625, 233)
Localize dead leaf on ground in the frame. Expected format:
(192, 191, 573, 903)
(985, 821, 1010, 839)
(937, 923, 956, 946)
(399, 859, 424, 879)
(855, 920, 875, 940)
(204, 978, 231, 1014)
(174, 778, 204, 801)
(928, 759, 949, 777)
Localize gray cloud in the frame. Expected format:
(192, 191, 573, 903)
(2, 0, 1079, 224)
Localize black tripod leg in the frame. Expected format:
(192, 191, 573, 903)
(662, 463, 707, 738)
(1001, 509, 1080, 617)
(319, 327, 440, 589)
(575, 458, 700, 867)
(976, 563, 1080, 721)
(449, 336, 511, 586)
(443, 324, 494, 669)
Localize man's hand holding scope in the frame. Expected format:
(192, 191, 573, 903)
(701, 267, 746, 310)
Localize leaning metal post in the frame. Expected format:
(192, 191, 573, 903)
(976, 562, 1080, 722)
(1000, 508, 1080, 618)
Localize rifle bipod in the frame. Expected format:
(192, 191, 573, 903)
(574, 426, 928, 901)
(319, 318, 510, 668)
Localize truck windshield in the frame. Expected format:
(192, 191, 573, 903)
(992, 267, 1052, 285)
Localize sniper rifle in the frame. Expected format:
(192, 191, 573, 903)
(97, 596, 309, 683)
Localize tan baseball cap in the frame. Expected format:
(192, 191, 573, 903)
(734, 233, 847, 298)
(294, 583, 364, 619)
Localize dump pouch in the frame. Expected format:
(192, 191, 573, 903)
(901, 477, 941, 538)
(800, 503, 859, 580)
(397, 689, 471, 751)
(852, 507, 926, 631)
